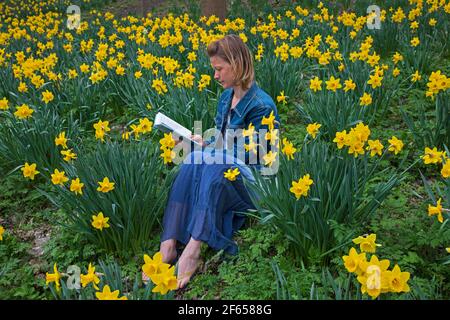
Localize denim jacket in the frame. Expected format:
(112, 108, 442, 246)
(203, 82, 280, 166)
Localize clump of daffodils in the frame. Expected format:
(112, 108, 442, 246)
(93, 120, 111, 142)
(124, 117, 153, 141)
(46, 251, 177, 299)
(142, 252, 178, 295)
(342, 234, 411, 299)
(421, 147, 450, 180)
(159, 132, 176, 164)
(289, 173, 313, 200)
(425, 70, 450, 99)
(333, 123, 404, 158)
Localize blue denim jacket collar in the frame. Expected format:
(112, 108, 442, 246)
(221, 82, 258, 120)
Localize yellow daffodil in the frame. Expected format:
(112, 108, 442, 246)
(422, 147, 444, 165)
(91, 212, 110, 231)
(224, 168, 240, 181)
(309, 76, 322, 92)
(442, 161, 450, 179)
(281, 138, 296, 160)
(352, 233, 381, 253)
(357, 255, 390, 299)
(325, 76, 342, 92)
(55, 132, 68, 149)
(61, 149, 77, 162)
(161, 147, 176, 164)
(96, 285, 127, 300)
(306, 123, 321, 138)
(244, 138, 258, 154)
(51, 169, 68, 186)
(392, 68, 400, 77)
(159, 133, 175, 149)
(139, 117, 153, 134)
(428, 198, 445, 223)
(333, 130, 347, 149)
(97, 177, 115, 193)
(0, 97, 8, 110)
(242, 123, 255, 137)
(46, 263, 62, 292)
(14, 104, 34, 120)
(263, 151, 277, 167)
(277, 91, 287, 105)
(21, 162, 40, 180)
(410, 37, 420, 47)
(142, 252, 165, 278)
(265, 129, 279, 146)
(366, 140, 384, 157)
(392, 52, 403, 64)
(152, 78, 168, 95)
(93, 120, 111, 133)
(122, 131, 130, 140)
(388, 136, 404, 155)
(70, 178, 84, 195)
(261, 111, 276, 131)
(367, 74, 382, 89)
(385, 264, 410, 293)
(151, 264, 178, 295)
(343, 79, 356, 92)
(41, 90, 54, 104)
(81, 263, 100, 289)
(342, 247, 366, 273)
(289, 174, 314, 199)
(359, 92, 372, 106)
(411, 70, 421, 82)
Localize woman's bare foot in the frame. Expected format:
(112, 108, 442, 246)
(176, 238, 202, 289)
(160, 239, 177, 264)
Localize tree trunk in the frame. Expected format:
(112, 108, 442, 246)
(200, 0, 227, 20)
(141, 0, 151, 17)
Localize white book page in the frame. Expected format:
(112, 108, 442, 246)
(154, 112, 201, 146)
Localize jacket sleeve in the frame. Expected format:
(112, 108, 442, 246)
(246, 104, 279, 131)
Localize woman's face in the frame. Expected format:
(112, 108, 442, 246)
(210, 56, 235, 89)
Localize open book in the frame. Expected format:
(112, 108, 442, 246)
(154, 112, 202, 146)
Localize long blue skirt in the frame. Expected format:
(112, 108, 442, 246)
(161, 150, 256, 255)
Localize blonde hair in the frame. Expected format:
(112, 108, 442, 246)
(207, 34, 255, 90)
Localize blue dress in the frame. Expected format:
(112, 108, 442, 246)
(160, 83, 279, 255)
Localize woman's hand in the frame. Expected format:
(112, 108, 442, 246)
(191, 134, 205, 147)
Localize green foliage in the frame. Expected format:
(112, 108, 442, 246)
(1, 0, 450, 301)
(401, 93, 450, 150)
(0, 171, 53, 224)
(297, 62, 403, 140)
(369, 179, 450, 298)
(183, 224, 289, 299)
(0, 234, 46, 299)
(43, 217, 102, 270)
(247, 139, 406, 265)
(0, 108, 79, 173)
(273, 262, 363, 300)
(47, 258, 174, 300)
(39, 140, 176, 258)
(255, 54, 314, 107)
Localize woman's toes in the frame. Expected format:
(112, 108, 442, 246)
(176, 257, 200, 289)
(142, 271, 150, 284)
